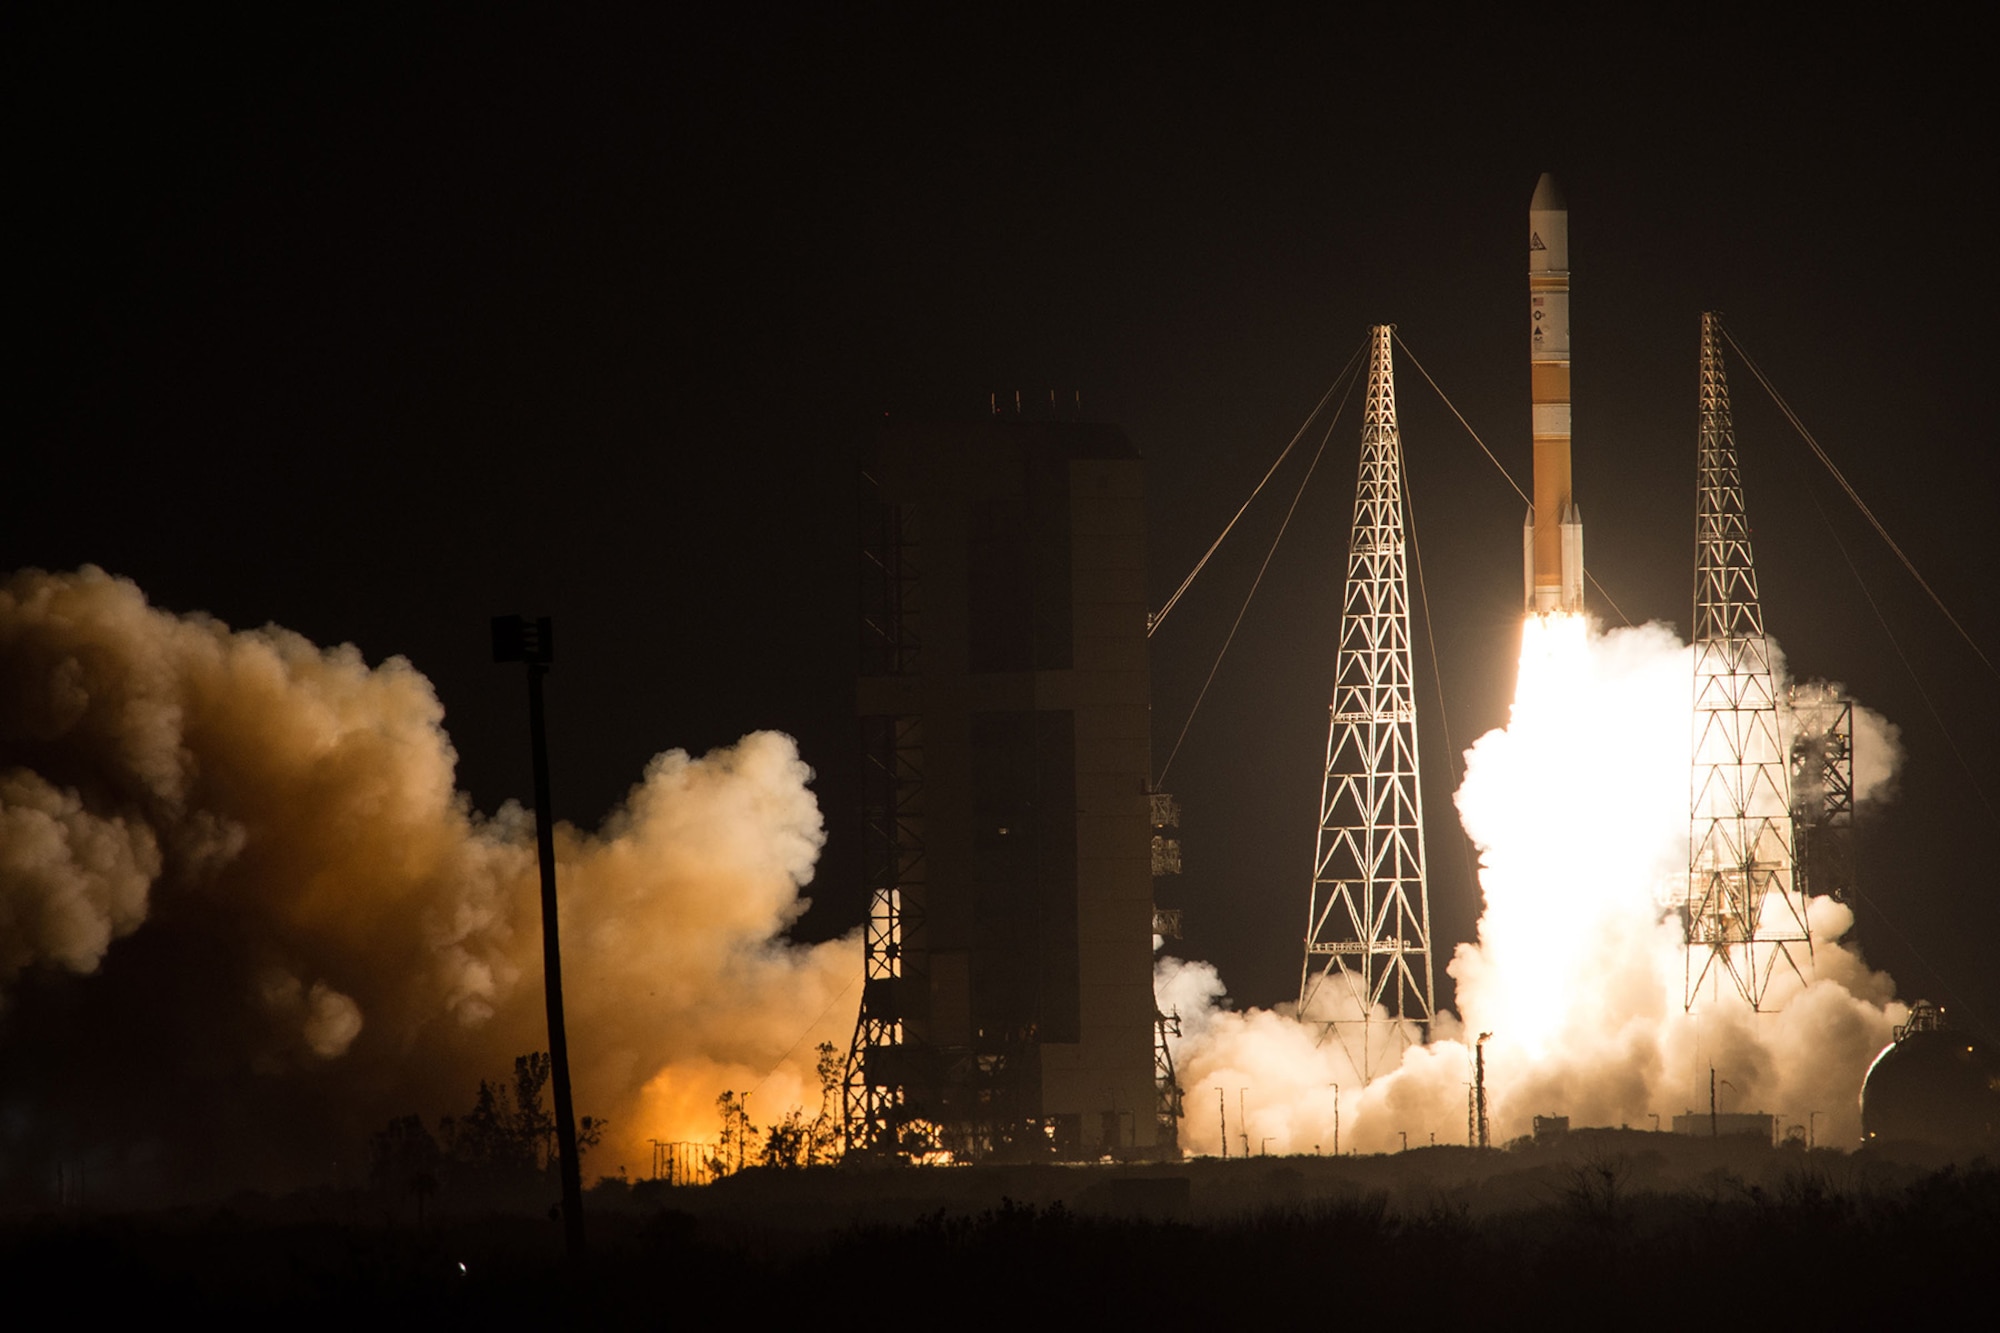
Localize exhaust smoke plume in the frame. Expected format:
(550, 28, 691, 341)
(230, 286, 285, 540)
(0, 567, 857, 1199)
(1163, 614, 1907, 1156)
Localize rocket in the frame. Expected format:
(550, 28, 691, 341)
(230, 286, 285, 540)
(1524, 172, 1584, 613)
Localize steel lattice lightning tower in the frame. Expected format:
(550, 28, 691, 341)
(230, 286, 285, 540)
(1686, 311, 1811, 1009)
(1300, 325, 1435, 1073)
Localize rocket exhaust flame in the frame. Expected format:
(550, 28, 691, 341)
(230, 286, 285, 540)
(1164, 614, 1908, 1155)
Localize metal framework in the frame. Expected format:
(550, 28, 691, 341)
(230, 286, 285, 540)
(844, 482, 927, 1156)
(1686, 311, 1811, 1009)
(1300, 325, 1435, 1073)
(1153, 1010, 1184, 1160)
(1788, 683, 1855, 902)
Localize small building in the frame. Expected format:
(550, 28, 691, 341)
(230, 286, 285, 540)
(1672, 1112, 1776, 1142)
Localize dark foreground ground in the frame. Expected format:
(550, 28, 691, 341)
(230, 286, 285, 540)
(5, 1131, 1992, 1325)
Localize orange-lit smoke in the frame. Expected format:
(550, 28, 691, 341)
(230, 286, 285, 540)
(0, 567, 856, 1193)
(1162, 613, 1906, 1154)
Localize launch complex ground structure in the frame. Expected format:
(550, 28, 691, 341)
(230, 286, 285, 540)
(841, 419, 1166, 1164)
(1299, 325, 1437, 1076)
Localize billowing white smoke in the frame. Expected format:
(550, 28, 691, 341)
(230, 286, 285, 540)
(1162, 614, 1906, 1155)
(0, 567, 857, 1193)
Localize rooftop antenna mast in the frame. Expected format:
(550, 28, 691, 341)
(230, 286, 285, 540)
(1686, 311, 1811, 1008)
(1300, 324, 1435, 1075)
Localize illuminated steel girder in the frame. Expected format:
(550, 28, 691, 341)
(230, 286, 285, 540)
(1300, 326, 1435, 1073)
(1686, 312, 1810, 1009)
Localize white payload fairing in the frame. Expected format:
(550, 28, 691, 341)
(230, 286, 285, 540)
(1525, 172, 1584, 613)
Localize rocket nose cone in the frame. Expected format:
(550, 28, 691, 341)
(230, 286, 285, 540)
(1530, 172, 1566, 212)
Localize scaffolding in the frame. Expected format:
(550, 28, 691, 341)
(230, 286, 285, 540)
(649, 1139, 717, 1186)
(1300, 325, 1435, 1074)
(843, 425, 1163, 1162)
(1153, 1009, 1184, 1161)
(1788, 683, 1855, 903)
(843, 477, 926, 1156)
(1686, 312, 1811, 1008)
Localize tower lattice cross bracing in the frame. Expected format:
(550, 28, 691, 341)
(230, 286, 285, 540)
(1685, 311, 1811, 1009)
(1300, 325, 1435, 1075)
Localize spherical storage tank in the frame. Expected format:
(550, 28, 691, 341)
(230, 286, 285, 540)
(1860, 1001, 2000, 1150)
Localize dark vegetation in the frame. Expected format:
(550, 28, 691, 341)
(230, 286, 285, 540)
(362, 1043, 847, 1230)
(5, 1142, 1991, 1322)
(713, 1041, 847, 1176)
(368, 1053, 603, 1219)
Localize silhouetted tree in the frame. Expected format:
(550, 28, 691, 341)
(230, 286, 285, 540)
(510, 1052, 558, 1169)
(415, 1052, 605, 1201)
(710, 1091, 756, 1177)
(369, 1114, 442, 1223)
(807, 1041, 846, 1165)
(764, 1108, 809, 1168)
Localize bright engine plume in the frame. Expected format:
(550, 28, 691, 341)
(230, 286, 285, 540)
(1161, 612, 1906, 1155)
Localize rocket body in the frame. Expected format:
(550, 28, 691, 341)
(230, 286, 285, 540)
(1525, 172, 1584, 613)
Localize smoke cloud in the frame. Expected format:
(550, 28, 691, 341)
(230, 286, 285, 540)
(1162, 615, 1907, 1156)
(0, 567, 856, 1200)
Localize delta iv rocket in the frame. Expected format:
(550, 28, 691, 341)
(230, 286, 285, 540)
(1524, 172, 1583, 613)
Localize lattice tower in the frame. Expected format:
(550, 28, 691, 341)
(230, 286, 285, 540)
(1686, 311, 1811, 1009)
(843, 489, 926, 1156)
(1300, 325, 1435, 1074)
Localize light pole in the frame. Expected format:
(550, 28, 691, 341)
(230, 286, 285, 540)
(1331, 1083, 1340, 1157)
(491, 615, 584, 1264)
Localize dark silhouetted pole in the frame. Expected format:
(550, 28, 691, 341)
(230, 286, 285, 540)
(492, 615, 586, 1263)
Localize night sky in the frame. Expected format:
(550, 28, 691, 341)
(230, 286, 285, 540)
(13, 10, 1998, 1056)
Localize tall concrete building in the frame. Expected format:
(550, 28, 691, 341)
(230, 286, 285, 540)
(842, 417, 1163, 1161)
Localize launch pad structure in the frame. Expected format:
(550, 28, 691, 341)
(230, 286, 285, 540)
(1788, 682, 1855, 904)
(1299, 325, 1437, 1074)
(1685, 311, 1813, 1008)
(838, 179, 1889, 1166)
(842, 418, 1168, 1164)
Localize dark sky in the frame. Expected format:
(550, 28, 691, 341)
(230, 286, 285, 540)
(13, 11, 1998, 1037)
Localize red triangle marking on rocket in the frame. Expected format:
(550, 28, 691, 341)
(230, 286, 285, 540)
(1530, 232, 1546, 251)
